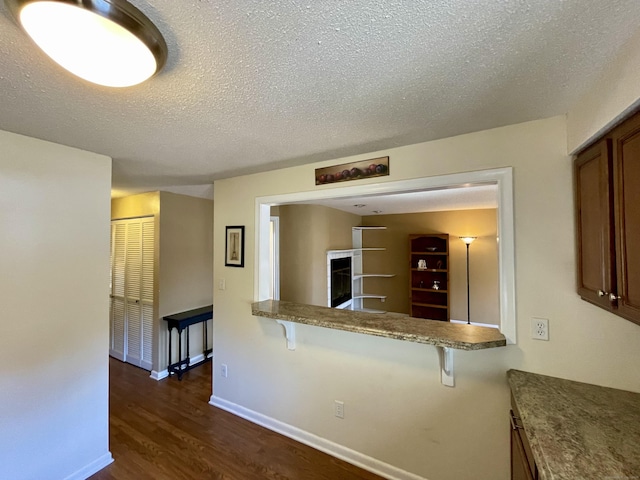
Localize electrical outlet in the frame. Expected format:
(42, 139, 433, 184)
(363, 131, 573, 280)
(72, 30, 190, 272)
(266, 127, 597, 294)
(221, 363, 228, 378)
(531, 317, 549, 341)
(334, 400, 344, 419)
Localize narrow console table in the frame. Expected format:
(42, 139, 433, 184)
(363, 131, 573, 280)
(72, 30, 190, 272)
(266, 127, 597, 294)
(163, 305, 213, 380)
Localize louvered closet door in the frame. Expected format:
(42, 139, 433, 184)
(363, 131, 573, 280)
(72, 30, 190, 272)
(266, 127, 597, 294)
(109, 217, 155, 371)
(110, 222, 127, 361)
(140, 219, 154, 371)
(125, 221, 143, 367)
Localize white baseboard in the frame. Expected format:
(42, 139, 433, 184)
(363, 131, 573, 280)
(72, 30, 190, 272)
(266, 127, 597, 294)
(450, 318, 499, 329)
(209, 396, 426, 480)
(108, 350, 124, 362)
(150, 369, 168, 381)
(190, 353, 206, 364)
(63, 452, 113, 480)
(150, 353, 210, 381)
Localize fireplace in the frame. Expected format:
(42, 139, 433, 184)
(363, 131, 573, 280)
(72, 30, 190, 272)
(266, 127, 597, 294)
(330, 256, 352, 308)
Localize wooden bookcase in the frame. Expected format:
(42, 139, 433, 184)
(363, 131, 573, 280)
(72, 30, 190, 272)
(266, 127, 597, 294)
(409, 234, 450, 321)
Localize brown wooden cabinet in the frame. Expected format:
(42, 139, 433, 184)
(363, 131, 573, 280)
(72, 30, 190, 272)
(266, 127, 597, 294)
(409, 234, 449, 321)
(575, 139, 616, 309)
(612, 115, 640, 323)
(510, 395, 538, 480)
(575, 112, 640, 326)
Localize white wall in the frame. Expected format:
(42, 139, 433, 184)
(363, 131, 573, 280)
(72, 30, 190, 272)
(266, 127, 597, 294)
(212, 115, 640, 480)
(567, 26, 640, 152)
(0, 131, 112, 479)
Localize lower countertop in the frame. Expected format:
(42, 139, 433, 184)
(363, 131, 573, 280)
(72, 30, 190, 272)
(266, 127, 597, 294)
(508, 369, 640, 480)
(251, 299, 506, 350)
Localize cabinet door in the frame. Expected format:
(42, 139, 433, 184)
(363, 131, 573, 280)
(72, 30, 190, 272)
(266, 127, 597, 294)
(110, 222, 127, 361)
(140, 219, 155, 370)
(125, 221, 143, 367)
(613, 118, 640, 324)
(510, 407, 537, 480)
(511, 427, 534, 480)
(110, 217, 156, 369)
(575, 139, 616, 308)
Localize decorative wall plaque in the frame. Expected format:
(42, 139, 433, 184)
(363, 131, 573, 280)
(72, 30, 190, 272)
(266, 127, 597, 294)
(315, 156, 389, 185)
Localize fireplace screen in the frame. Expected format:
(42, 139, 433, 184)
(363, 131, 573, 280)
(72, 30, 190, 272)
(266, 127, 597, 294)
(330, 257, 352, 307)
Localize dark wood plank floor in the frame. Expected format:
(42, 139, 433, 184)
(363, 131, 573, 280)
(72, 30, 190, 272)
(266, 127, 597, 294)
(90, 358, 384, 480)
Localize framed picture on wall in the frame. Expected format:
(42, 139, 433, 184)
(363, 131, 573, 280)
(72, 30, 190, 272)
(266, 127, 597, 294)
(225, 226, 245, 267)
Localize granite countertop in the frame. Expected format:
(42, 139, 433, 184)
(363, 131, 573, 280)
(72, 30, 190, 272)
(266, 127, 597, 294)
(508, 369, 640, 480)
(251, 299, 506, 350)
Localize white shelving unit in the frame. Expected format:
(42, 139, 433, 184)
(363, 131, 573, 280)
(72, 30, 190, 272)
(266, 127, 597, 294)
(353, 273, 395, 279)
(351, 226, 395, 312)
(329, 247, 386, 254)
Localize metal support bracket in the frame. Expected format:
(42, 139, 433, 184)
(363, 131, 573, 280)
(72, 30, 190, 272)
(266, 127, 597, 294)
(437, 346, 455, 387)
(276, 320, 296, 350)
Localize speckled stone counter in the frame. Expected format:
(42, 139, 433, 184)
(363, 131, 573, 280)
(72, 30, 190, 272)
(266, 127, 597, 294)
(508, 369, 640, 480)
(251, 299, 506, 350)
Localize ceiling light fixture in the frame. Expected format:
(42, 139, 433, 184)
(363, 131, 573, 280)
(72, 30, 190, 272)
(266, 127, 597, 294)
(5, 0, 168, 87)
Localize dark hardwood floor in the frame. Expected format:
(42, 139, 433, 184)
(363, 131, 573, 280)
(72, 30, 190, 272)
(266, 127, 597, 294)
(90, 358, 384, 480)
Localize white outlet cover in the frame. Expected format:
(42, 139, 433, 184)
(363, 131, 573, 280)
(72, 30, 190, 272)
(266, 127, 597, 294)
(531, 317, 549, 341)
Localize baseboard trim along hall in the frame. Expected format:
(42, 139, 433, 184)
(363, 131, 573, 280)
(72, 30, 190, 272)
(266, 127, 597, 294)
(150, 353, 209, 381)
(189, 353, 206, 365)
(209, 395, 426, 480)
(63, 452, 113, 480)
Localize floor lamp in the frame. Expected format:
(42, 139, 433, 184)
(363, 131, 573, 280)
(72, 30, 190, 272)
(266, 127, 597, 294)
(459, 237, 477, 324)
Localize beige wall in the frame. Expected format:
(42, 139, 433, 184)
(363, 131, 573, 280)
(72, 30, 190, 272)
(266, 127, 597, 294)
(567, 27, 640, 152)
(159, 192, 214, 369)
(278, 204, 361, 306)
(212, 114, 640, 480)
(0, 131, 112, 479)
(158, 191, 214, 317)
(360, 210, 499, 324)
(110, 191, 159, 219)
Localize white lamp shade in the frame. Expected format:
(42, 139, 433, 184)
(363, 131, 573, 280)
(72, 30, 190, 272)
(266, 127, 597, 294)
(459, 236, 477, 245)
(8, 0, 167, 87)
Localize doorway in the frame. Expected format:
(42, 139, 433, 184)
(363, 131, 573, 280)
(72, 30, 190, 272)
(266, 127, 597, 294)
(256, 167, 516, 343)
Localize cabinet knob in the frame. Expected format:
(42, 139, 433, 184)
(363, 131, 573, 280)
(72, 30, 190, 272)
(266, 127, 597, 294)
(510, 410, 523, 430)
(597, 289, 607, 297)
(609, 293, 621, 302)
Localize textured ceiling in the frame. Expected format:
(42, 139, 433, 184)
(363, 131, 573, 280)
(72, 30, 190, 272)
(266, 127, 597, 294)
(292, 185, 498, 216)
(1, 0, 640, 197)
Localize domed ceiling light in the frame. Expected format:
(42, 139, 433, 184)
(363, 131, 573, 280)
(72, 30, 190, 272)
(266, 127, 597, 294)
(5, 0, 168, 87)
